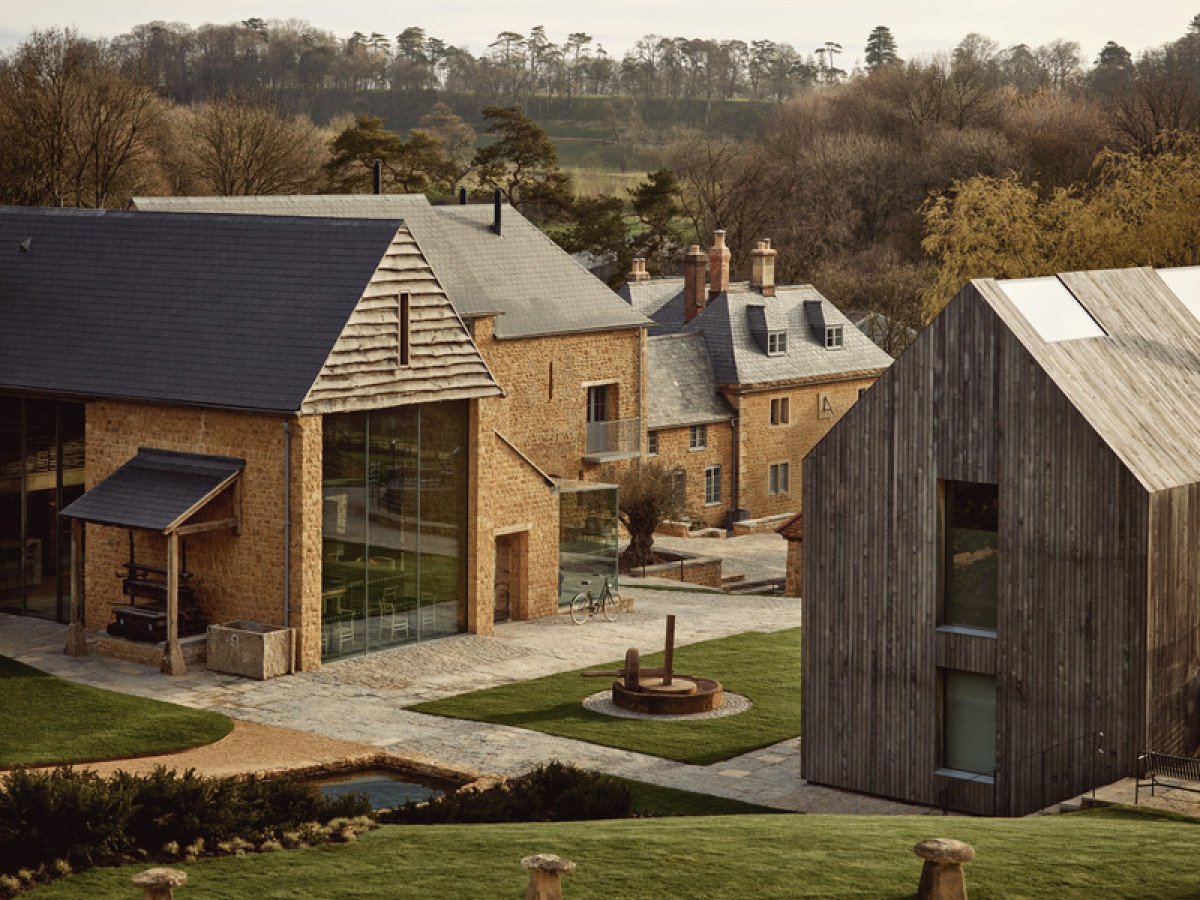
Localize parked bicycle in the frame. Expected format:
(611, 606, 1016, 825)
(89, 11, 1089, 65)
(570, 575, 621, 624)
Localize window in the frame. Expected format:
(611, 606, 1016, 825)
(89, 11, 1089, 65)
(824, 325, 843, 349)
(399, 292, 411, 366)
(672, 469, 686, 505)
(942, 670, 997, 776)
(704, 465, 722, 505)
(942, 481, 999, 632)
(767, 331, 787, 355)
(769, 462, 790, 495)
(770, 397, 789, 425)
(647, 431, 659, 456)
(689, 424, 707, 450)
(586, 385, 609, 424)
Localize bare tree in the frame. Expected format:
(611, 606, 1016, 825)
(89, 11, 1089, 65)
(184, 94, 327, 195)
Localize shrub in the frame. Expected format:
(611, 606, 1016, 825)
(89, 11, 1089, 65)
(0, 766, 373, 877)
(383, 761, 631, 825)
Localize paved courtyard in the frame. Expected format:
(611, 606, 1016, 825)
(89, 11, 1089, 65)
(0, 534, 934, 815)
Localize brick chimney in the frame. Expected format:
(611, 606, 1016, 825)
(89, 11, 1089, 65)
(684, 245, 707, 322)
(708, 230, 730, 300)
(750, 239, 777, 297)
(627, 258, 651, 283)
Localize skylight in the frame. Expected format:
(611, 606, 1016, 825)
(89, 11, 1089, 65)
(1156, 267, 1200, 323)
(1000, 277, 1106, 343)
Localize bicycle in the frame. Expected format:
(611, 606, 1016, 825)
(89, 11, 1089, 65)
(569, 575, 621, 624)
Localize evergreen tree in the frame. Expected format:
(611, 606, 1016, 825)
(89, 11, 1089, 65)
(864, 26, 900, 70)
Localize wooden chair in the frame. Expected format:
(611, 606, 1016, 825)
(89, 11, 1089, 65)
(379, 587, 409, 643)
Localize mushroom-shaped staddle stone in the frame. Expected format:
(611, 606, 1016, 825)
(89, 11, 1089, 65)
(521, 854, 576, 900)
(132, 867, 188, 900)
(914, 838, 975, 864)
(914, 839, 975, 900)
(522, 854, 577, 874)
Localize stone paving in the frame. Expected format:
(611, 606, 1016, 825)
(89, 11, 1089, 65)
(0, 534, 935, 815)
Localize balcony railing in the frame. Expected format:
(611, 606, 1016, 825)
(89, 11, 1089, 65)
(584, 417, 641, 461)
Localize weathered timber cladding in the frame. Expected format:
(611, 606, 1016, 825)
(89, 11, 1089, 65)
(303, 228, 497, 414)
(803, 287, 1148, 816)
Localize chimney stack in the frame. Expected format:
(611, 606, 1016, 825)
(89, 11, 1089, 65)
(492, 188, 502, 236)
(708, 230, 730, 300)
(684, 245, 707, 322)
(372, 159, 383, 195)
(750, 239, 777, 297)
(627, 258, 652, 283)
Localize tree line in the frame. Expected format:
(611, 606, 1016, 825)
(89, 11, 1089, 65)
(8, 17, 1200, 354)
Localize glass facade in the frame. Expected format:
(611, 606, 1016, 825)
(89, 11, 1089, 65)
(321, 402, 468, 661)
(558, 484, 618, 609)
(0, 395, 86, 623)
(942, 480, 999, 631)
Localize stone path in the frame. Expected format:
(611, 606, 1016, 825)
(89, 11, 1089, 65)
(0, 552, 932, 815)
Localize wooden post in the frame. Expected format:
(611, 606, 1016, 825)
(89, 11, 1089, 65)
(63, 518, 87, 657)
(161, 531, 186, 676)
(663, 614, 675, 686)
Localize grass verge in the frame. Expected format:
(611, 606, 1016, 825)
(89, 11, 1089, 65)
(26, 807, 1200, 899)
(619, 777, 782, 816)
(410, 629, 800, 765)
(0, 656, 233, 768)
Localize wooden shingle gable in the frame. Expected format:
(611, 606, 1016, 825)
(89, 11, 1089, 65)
(301, 227, 500, 414)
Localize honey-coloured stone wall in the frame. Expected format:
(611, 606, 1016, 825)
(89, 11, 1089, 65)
(471, 317, 644, 480)
(732, 376, 878, 518)
(648, 422, 735, 528)
(83, 402, 324, 671)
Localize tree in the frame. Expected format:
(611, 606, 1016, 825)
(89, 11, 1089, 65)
(0, 28, 164, 208)
(864, 26, 900, 70)
(472, 105, 572, 218)
(629, 168, 685, 268)
(324, 114, 455, 194)
(186, 94, 327, 195)
(418, 102, 475, 187)
(921, 134, 1200, 316)
(606, 462, 684, 569)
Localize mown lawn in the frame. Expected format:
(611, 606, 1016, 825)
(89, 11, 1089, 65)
(0, 656, 232, 768)
(27, 807, 1200, 899)
(410, 629, 800, 765)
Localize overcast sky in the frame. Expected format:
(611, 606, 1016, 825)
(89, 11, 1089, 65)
(1, 1, 1196, 63)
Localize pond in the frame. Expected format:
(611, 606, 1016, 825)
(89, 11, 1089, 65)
(315, 769, 444, 810)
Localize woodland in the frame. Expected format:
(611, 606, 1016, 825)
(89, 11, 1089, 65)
(6, 18, 1200, 351)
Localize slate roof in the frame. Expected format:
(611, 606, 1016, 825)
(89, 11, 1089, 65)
(60, 448, 244, 532)
(974, 266, 1200, 493)
(646, 333, 735, 429)
(135, 195, 652, 340)
(0, 207, 403, 413)
(622, 280, 892, 387)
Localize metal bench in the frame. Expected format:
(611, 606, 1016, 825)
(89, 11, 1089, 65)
(1136, 752, 1200, 803)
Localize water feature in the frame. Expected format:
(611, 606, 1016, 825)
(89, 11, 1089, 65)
(315, 769, 443, 810)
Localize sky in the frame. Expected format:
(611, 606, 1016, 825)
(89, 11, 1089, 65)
(1, 0, 1197, 64)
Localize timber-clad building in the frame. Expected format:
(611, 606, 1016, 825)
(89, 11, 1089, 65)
(803, 266, 1200, 815)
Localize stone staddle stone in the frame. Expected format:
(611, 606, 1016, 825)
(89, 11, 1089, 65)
(521, 854, 576, 900)
(914, 838, 975, 900)
(132, 867, 188, 900)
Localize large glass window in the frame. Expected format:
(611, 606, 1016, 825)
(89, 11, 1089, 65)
(705, 465, 722, 505)
(321, 402, 467, 660)
(942, 480, 999, 632)
(943, 670, 997, 775)
(0, 395, 85, 623)
(558, 484, 618, 608)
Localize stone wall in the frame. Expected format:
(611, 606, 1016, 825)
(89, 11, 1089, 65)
(634, 554, 724, 588)
(471, 317, 644, 480)
(785, 538, 802, 597)
(83, 402, 324, 671)
(647, 421, 735, 527)
(732, 376, 878, 518)
(468, 396, 561, 634)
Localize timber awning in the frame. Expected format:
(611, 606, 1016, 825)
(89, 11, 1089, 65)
(60, 447, 244, 535)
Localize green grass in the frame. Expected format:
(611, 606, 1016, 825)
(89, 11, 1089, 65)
(0, 656, 233, 768)
(618, 777, 781, 816)
(27, 807, 1200, 899)
(411, 629, 800, 765)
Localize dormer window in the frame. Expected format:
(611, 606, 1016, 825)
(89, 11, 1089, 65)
(824, 325, 843, 350)
(767, 331, 787, 356)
